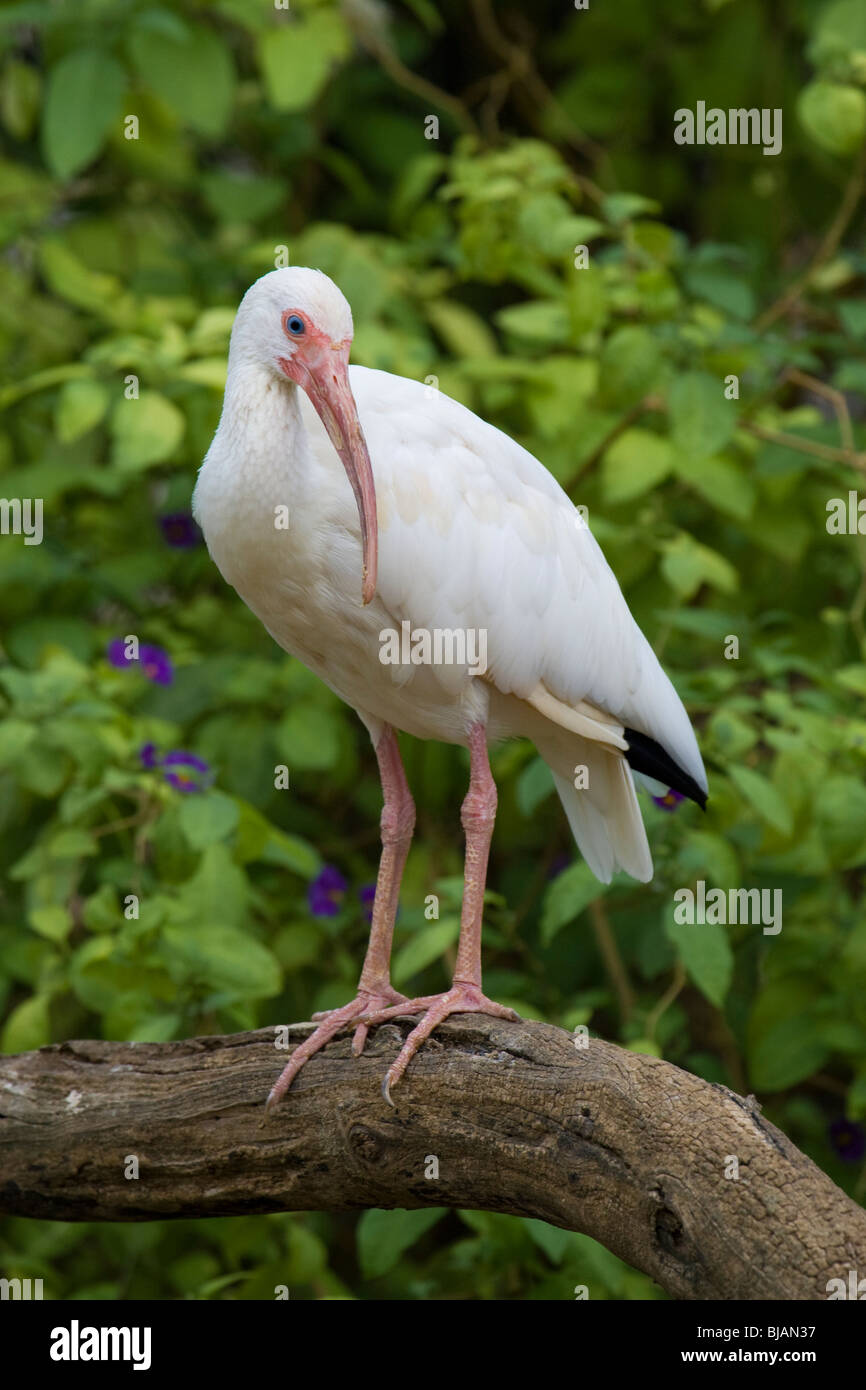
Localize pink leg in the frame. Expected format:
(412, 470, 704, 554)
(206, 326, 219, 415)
(361, 723, 518, 1104)
(266, 726, 414, 1109)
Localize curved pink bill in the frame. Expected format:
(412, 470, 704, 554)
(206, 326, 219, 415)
(281, 343, 378, 605)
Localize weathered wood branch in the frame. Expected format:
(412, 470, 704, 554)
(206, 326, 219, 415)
(1, 1015, 864, 1300)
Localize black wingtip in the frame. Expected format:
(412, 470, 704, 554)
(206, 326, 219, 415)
(623, 727, 708, 811)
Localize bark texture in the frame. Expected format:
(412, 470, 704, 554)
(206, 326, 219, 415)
(1, 1014, 863, 1300)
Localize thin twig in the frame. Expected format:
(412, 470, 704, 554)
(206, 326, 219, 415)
(784, 368, 855, 452)
(742, 420, 866, 473)
(754, 140, 866, 332)
(468, 0, 608, 201)
(351, 22, 480, 138)
(588, 897, 634, 1023)
(645, 961, 686, 1041)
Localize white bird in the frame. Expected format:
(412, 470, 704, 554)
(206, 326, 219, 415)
(193, 267, 708, 1107)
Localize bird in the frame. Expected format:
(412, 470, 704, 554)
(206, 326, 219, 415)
(192, 266, 708, 1108)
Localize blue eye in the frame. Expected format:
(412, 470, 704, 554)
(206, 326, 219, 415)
(285, 314, 305, 336)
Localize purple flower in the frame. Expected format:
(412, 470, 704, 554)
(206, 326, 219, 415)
(108, 639, 173, 686)
(139, 744, 212, 793)
(160, 512, 200, 549)
(829, 1118, 866, 1163)
(359, 882, 377, 922)
(652, 788, 685, 812)
(308, 865, 348, 918)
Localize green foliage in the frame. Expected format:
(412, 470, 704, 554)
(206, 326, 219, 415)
(1, 0, 865, 1302)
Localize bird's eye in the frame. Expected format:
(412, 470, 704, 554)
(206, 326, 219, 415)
(284, 313, 305, 336)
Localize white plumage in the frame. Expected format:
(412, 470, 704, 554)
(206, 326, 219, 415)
(194, 266, 706, 888)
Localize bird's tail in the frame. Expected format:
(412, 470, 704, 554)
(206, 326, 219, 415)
(539, 737, 654, 884)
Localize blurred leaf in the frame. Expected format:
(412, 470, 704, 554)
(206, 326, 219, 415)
(258, 12, 350, 112)
(668, 372, 736, 460)
(56, 379, 109, 444)
(660, 533, 738, 599)
(357, 1208, 446, 1279)
(798, 81, 866, 156)
(128, 21, 235, 136)
(728, 764, 793, 835)
(392, 917, 459, 986)
(110, 391, 185, 470)
(664, 908, 733, 1008)
(602, 429, 674, 504)
(41, 49, 126, 178)
(2, 994, 51, 1053)
(28, 905, 70, 942)
(749, 1015, 830, 1092)
(276, 706, 341, 771)
(179, 792, 240, 850)
(541, 861, 601, 945)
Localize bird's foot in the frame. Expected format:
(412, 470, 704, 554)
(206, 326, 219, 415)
(359, 981, 520, 1106)
(266, 984, 408, 1111)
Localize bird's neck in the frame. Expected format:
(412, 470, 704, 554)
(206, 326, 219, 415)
(218, 360, 314, 488)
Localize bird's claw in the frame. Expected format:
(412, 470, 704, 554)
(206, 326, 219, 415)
(266, 985, 409, 1110)
(361, 983, 521, 1104)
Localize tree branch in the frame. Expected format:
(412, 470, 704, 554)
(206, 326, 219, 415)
(1, 1017, 864, 1300)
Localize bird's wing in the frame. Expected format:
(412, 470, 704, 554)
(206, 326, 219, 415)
(340, 365, 706, 794)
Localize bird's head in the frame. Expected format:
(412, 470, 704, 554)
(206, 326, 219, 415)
(231, 266, 377, 605)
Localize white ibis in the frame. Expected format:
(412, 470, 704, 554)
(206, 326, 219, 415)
(192, 267, 707, 1107)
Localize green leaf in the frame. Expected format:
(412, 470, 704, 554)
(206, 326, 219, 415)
(494, 300, 570, 346)
(28, 905, 71, 942)
(798, 81, 866, 156)
(809, 1, 866, 77)
(128, 22, 236, 137)
(728, 764, 793, 836)
(672, 452, 755, 520)
(200, 172, 284, 224)
(815, 776, 866, 866)
(516, 756, 555, 815)
(39, 240, 123, 314)
(56, 379, 109, 444)
(426, 300, 498, 358)
(675, 830, 740, 889)
(179, 844, 248, 930)
(276, 705, 341, 771)
(110, 391, 185, 471)
(41, 50, 126, 178)
(258, 12, 350, 113)
(749, 1015, 829, 1092)
(392, 917, 459, 987)
(541, 861, 601, 945)
(164, 921, 281, 1000)
(525, 1219, 573, 1264)
(664, 907, 733, 1008)
(660, 533, 738, 599)
(601, 428, 674, 504)
(597, 326, 662, 408)
(357, 1207, 446, 1279)
(836, 664, 866, 696)
(668, 372, 735, 460)
(2, 994, 51, 1053)
(2, 59, 41, 140)
(0, 719, 37, 767)
(601, 192, 660, 224)
(179, 792, 240, 850)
